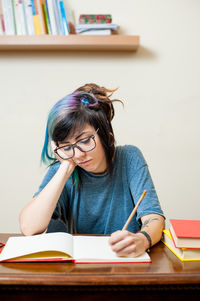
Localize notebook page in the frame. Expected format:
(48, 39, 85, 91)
(0, 232, 73, 261)
(73, 236, 150, 262)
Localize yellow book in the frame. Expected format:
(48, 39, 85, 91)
(33, 15, 42, 35)
(32, 0, 42, 35)
(162, 230, 200, 262)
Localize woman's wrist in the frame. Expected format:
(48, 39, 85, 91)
(59, 160, 75, 176)
(137, 230, 152, 250)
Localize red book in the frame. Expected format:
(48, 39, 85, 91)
(169, 219, 200, 249)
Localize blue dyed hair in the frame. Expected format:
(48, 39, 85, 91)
(41, 92, 78, 165)
(41, 83, 123, 180)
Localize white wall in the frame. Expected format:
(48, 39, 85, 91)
(0, 0, 200, 233)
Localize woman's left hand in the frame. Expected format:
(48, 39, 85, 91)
(109, 230, 149, 257)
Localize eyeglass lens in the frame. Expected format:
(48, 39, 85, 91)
(56, 135, 96, 159)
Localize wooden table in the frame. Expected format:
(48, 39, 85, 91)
(0, 233, 200, 300)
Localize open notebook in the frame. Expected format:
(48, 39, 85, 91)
(0, 232, 151, 263)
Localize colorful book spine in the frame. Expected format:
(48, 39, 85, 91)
(0, 3, 2, 34)
(46, 0, 57, 34)
(0, 19, 2, 34)
(18, 0, 27, 34)
(45, 0, 52, 34)
(22, 0, 29, 34)
(2, 0, 15, 35)
(53, 0, 62, 34)
(0, 1, 5, 34)
(13, 0, 22, 35)
(79, 14, 112, 24)
(42, 2, 50, 34)
(59, 0, 69, 35)
(11, 0, 17, 34)
(0, 13, 5, 35)
(23, 0, 35, 35)
(31, 0, 42, 34)
(55, 0, 64, 34)
(36, 0, 46, 34)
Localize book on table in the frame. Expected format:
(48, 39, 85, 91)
(0, 232, 151, 263)
(162, 230, 200, 261)
(169, 219, 200, 249)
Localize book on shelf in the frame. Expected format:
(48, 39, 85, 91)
(79, 29, 112, 36)
(1, 0, 15, 35)
(53, 0, 63, 34)
(0, 0, 72, 36)
(42, 1, 50, 34)
(0, 1, 4, 34)
(62, 0, 76, 34)
(162, 230, 200, 261)
(36, 0, 46, 34)
(23, 0, 35, 35)
(13, 0, 28, 35)
(31, 0, 42, 34)
(22, 0, 29, 34)
(59, 0, 69, 35)
(0, 0, 5, 34)
(79, 14, 112, 24)
(169, 219, 200, 249)
(0, 232, 151, 263)
(46, 0, 57, 34)
(76, 23, 118, 34)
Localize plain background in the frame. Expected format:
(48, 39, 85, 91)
(0, 0, 199, 233)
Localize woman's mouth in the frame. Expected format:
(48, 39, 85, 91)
(79, 159, 91, 165)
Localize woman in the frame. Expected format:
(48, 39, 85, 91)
(20, 83, 165, 258)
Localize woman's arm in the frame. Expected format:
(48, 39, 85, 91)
(139, 213, 165, 246)
(19, 160, 75, 236)
(109, 213, 165, 257)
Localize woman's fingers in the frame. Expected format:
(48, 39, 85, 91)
(109, 230, 147, 257)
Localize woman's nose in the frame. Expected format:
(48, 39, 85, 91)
(73, 147, 85, 159)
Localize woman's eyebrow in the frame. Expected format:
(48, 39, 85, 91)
(75, 131, 90, 140)
(61, 131, 91, 144)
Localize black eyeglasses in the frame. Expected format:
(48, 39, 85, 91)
(54, 129, 99, 160)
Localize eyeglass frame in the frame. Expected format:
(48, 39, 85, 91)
(54, 128, 99, 160)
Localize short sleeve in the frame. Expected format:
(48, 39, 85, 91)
(127, 147, 164, 221)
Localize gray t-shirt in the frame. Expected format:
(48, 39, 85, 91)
(34, 145, 164, 234)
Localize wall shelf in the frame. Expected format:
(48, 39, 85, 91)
(0, 35, 139, 51)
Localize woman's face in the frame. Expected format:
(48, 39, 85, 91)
(58, 124, 107, 174)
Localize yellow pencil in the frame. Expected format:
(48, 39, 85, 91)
(122, 190, 147, 231)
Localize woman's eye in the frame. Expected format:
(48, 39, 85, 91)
(80, 137, 90, 144)
(63, 146, 72, 152)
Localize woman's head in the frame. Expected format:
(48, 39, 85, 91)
(41, 83, 123, 175)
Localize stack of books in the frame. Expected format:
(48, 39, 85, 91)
(162, 219, 200, 261)
(79, 14, 112, 24)
(0, 0, 75, 36)
(76, 14, 118, 36)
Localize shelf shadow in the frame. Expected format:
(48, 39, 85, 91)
(0, 45, 157, 61)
